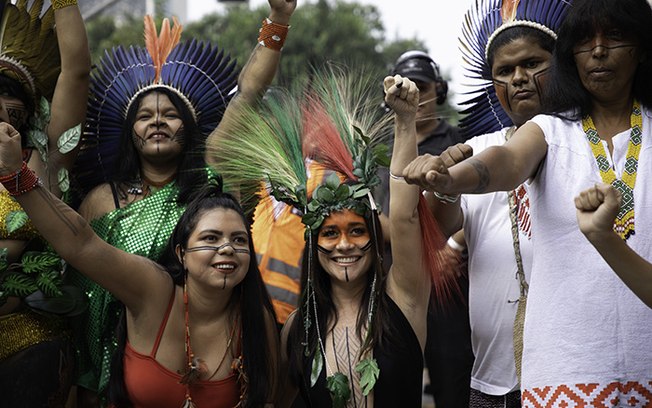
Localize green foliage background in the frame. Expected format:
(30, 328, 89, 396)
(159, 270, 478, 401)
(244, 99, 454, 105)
(85, 0, 459, 123)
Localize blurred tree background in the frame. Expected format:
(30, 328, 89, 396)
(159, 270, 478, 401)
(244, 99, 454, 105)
(84, 0, 460, 122)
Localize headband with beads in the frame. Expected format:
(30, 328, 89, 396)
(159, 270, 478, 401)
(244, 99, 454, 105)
(458, 0, 571, 137)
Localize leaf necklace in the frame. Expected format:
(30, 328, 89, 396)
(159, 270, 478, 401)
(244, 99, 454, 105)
(582, 100, 642, 240)
(305, 225, 380, 408)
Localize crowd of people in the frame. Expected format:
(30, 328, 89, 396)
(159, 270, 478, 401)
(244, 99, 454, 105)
(0, 0, 651, 407)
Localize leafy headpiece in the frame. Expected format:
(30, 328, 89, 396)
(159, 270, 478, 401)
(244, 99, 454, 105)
(74, 15, 238, 193)
(211, 67, 454, 405)
(0, 0, 59, 107)
(211, 67, 391, 226)
(458, 0, 571, 137)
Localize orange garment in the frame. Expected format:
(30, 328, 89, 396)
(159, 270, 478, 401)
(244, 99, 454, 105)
(252, 161, 330, 324)
(123, 292, 239, 407)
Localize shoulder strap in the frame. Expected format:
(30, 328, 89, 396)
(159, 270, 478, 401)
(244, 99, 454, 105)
(109, 181, 121, 210)
(151, 289, 177, 358)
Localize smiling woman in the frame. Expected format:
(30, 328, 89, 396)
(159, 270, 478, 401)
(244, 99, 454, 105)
(210, 66, 452, 407)
(316, 210, 374, 284)
(181, 207, 253, 291)
(65, 11, 238, 407)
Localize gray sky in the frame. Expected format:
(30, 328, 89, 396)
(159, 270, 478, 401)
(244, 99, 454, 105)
(186, 0, 477, 105)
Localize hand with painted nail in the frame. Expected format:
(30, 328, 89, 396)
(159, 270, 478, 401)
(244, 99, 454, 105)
(383, 74, 419, 122)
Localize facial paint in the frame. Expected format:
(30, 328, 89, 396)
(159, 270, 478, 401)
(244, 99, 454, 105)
(185, 243, 250, 255)
(317, 210, 371, 252)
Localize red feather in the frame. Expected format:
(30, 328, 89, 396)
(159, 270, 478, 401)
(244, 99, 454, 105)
(301, 94, 356, 180)
(417, 196, 463, 309)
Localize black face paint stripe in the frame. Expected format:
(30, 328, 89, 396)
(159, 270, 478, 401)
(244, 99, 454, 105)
(132, 129, 146, 150)
(185, 244, 250, 254)
(317, 245, 333, 255)
(493, 79, 510, 112)
(532, 67, 550, 99)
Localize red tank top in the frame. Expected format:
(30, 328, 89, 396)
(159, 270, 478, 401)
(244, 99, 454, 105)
(123, 292, 240, 407)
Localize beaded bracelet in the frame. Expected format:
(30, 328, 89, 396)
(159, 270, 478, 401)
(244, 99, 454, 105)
(0, 161, 42, 196)
(257, 18, 290, 52)
(433, 191, 460, 204)
(52, 0, 78, 10)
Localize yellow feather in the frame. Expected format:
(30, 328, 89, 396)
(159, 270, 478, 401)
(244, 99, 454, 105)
(501, 0, 520, 23)
(29, 0, 44, 23)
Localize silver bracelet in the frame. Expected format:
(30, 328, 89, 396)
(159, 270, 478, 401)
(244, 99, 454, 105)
(433, 191, 460, 204)
(389, 172, 406, 182)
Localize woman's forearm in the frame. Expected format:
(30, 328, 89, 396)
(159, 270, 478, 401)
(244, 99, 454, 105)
(15, 186, 97, 269)
(587, 231, 652, 308)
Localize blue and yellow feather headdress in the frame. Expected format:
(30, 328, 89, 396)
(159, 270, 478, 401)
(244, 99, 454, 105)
(458, 0, 572, 137)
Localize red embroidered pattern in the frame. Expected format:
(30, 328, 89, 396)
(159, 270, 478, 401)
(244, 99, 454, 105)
(514, 184, 531, 239)
(522, 381, 652, 408)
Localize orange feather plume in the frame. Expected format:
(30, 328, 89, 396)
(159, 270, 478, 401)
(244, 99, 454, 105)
(143, 15, 183, 84)
(500, 0, 520, 23)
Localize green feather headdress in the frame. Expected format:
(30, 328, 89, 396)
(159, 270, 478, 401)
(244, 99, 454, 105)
(210, 66, 392, 223)
(210, 65, 392, 407)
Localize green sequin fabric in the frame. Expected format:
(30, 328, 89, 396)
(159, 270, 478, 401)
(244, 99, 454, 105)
(66, 183, 184, 394)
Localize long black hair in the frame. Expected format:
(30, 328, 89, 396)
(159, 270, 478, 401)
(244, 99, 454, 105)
(286, 205, 395, 391)
(108, 184, 278, 407)
(543, 0, 652, 117)
(114, 87, 209, 205)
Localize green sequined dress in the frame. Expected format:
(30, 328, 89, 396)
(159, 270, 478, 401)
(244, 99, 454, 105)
(66, 183, 184, 394)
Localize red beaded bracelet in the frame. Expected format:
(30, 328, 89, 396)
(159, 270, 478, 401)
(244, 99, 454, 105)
(0, 161, 42, 196)
(257, 18, 290, 52)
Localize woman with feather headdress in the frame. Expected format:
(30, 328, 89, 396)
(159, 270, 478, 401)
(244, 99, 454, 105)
(407, 0, 571, 405)
(209, 64, 452, 407)
(0, 0, 90, 405)
(66, 0, 295, 405)
(0, 0, 297, 406)
(404, 0, 652, 404)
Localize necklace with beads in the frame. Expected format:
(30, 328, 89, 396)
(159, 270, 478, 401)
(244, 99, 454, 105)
(127, 173, 176, 197)
(582, 100, 642, 240)
(179, 279, 239, 408)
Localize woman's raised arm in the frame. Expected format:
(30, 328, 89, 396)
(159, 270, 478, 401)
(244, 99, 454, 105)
(0, 124, 169, 313)
(47, 1, 90, 172)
